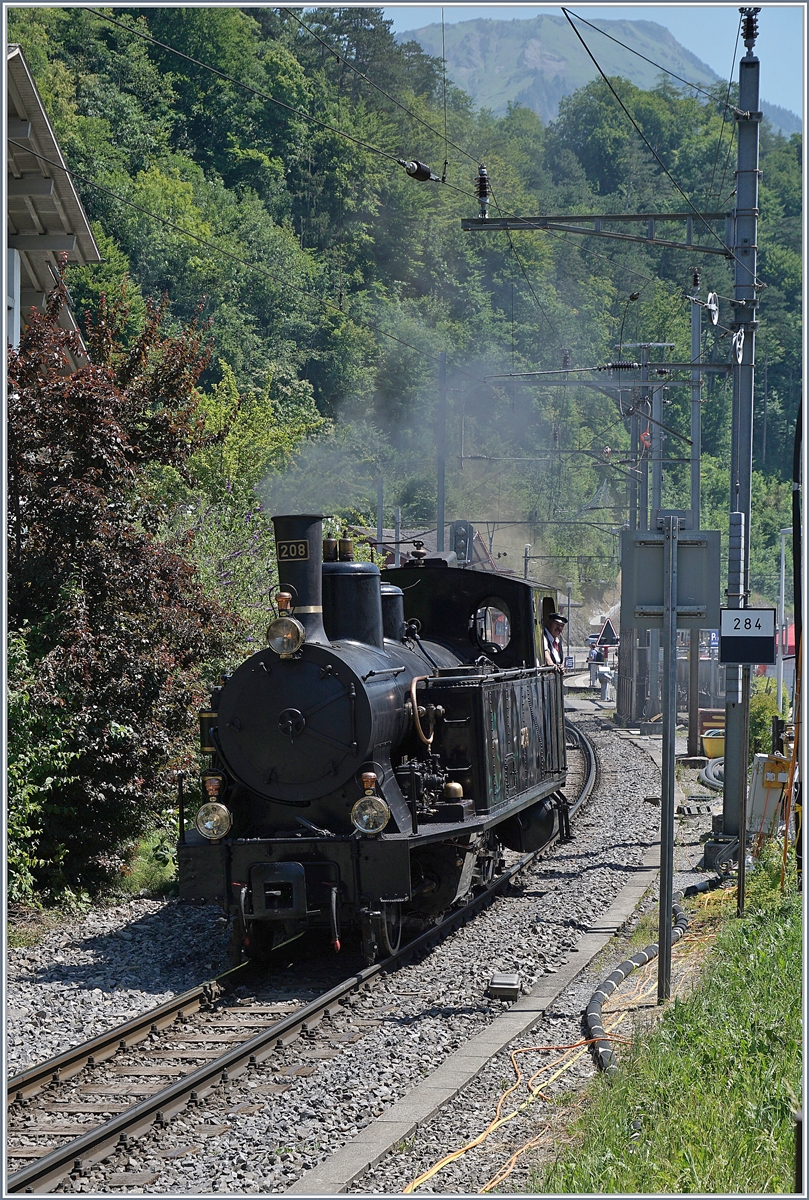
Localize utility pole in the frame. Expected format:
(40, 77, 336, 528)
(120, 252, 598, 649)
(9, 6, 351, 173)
(566, 582, 573, 659)
(649, 348, 661, 717)
(688, 271, 703, 756)
(436, 351, 447, 551)
(622, 342, 674, 718)
(777, 528, 791, 715)
(721, 9, 761, 914)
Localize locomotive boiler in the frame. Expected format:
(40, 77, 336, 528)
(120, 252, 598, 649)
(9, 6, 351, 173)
(178, 514, 568, 962)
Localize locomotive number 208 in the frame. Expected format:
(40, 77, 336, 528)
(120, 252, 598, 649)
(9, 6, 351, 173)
(277, 539, 309, 560)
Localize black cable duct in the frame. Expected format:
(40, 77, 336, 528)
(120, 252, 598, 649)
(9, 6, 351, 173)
(585, 879, 722, 1075)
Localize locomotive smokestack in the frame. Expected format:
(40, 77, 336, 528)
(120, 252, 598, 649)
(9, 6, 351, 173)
(271, 514, 330, 645)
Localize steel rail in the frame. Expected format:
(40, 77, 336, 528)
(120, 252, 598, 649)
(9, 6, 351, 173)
(8, 724, 596, 1194)
(6, 962, 251, 1106)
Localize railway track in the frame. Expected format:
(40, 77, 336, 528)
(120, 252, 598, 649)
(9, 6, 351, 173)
(7, 721, 596, 1195)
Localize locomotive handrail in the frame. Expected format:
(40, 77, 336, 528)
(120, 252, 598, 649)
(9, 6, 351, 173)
(362, 666, 407, 682)
(410, 675, 435, 745)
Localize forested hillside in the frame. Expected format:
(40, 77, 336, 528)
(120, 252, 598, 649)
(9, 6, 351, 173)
(7, 6, 800, 899)
(397, 12, 801, 134)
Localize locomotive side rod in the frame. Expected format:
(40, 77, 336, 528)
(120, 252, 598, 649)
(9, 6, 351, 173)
(8, 724, 596, 1195)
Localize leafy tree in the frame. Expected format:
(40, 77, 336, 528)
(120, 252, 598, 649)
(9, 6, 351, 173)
(7, 271, 232, 897)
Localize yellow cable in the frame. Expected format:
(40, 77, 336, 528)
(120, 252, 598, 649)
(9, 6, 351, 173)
(480, 1125, 552, 1192)
(403, 1020, 630, 1193)
(404, 926, 709, 1193)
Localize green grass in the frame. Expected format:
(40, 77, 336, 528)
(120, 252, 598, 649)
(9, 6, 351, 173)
(118, 829, 178, 897)
(534, 848, 802, 1194)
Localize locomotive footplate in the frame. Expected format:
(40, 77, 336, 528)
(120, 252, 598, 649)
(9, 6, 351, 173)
(228, 836, 411, 918)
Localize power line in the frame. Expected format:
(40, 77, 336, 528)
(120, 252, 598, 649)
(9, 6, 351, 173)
(560, 8, 758, 283)
(8, 139, 494, 392)
(88, 8, 402, 166)
(705, 14, 743, 211)
(282, 7, 482, 169)
(563, 7, 745, 114)
(89, 7, 482, 207)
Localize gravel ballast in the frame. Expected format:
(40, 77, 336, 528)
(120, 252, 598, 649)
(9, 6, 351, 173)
(9, 714, 716, 1195)
(7, 900, 233, 1076)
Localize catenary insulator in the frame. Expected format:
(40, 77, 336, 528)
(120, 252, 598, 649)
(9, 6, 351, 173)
(740, 7, 760, 49)
(562, 349, 571, 370)
(601, 361, 640, 371)
(692, 269, 701, 289)
(476, 164, 490, 219)
(403, 160, 433, 182)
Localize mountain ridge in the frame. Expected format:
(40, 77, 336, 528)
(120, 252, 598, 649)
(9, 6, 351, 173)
(397, 14, 801, 135)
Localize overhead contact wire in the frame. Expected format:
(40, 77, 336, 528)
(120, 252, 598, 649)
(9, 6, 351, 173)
(7, 141, 492, 391)
(282, 5, 483, 168)
(561, 8, 758, 282)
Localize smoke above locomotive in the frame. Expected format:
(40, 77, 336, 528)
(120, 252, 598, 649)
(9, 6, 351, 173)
(181, 513, 568, 963)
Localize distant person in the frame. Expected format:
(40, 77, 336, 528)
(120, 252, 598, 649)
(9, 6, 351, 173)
(598, 661, 614, 702)
(543, 613, 567, 673)
(588, 645, 600, 687)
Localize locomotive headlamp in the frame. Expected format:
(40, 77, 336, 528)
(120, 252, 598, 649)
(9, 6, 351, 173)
(267, 615, 305, 657)
(195, 801, 232, 840)
(351, 795, 391, 835)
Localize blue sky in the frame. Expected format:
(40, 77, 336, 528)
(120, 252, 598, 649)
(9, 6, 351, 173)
(379, 4, 805, 115)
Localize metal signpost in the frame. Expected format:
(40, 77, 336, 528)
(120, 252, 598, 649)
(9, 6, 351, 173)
(718, 605, 776, 912)
(659, 516, 678, 1000)
(621, 521, 720, 1001)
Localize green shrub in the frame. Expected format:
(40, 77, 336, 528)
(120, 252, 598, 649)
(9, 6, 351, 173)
(748, 675, 788, 761)
(7, 627, 77, 903)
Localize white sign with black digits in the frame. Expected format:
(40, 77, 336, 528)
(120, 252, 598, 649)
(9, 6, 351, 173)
(719, 608, 776, 664)
(720, 609, 775, 637)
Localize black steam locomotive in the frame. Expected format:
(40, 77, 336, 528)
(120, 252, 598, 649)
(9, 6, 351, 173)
(179, 515, 568, 962)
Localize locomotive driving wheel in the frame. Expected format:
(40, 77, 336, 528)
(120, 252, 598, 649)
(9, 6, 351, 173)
(374, 902, 403, 957)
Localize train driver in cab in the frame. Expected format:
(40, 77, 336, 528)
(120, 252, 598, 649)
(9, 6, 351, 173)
(543, 612, 567, 673)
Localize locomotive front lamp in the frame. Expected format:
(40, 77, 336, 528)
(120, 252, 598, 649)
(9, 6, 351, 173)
(351, 795, 391, 835)
(195, 801, 233, 840)
(267, 615, 306, 657)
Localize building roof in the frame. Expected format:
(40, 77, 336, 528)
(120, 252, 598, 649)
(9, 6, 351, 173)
(7, 44, 101, 363)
